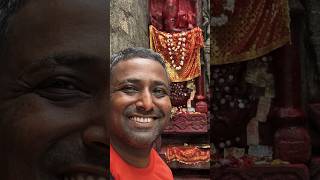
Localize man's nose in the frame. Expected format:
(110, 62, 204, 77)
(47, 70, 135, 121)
(136, 90, 154, 112)
(83, 113, 108, 151)
(83, 125, 107, 151)
(82, 93, 109, 150)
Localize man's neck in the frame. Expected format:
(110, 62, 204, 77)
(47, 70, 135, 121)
(111, 138, 152, 168)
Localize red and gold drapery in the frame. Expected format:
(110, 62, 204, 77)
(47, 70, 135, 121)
(165, 146, 210, 164)
(211, 0, 291, 65)
(150, 25, 204, 82)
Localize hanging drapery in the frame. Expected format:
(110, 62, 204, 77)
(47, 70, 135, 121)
(150, 25, 204, 82)
(211, 0, 291, 65)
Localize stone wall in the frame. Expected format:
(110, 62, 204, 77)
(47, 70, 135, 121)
(110, 0, 149, 54)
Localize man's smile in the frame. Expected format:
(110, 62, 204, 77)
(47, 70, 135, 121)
(129, 116, 157, 129)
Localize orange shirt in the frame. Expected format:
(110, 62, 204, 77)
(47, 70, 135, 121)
(110, 145, 174, 180)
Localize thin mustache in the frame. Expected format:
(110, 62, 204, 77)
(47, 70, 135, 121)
(124, 106, 164, 117)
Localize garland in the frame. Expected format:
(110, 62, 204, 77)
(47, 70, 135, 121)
(150, 25, 204, 82)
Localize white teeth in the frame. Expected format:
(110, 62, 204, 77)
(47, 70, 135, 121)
(131, 117, 153, 123)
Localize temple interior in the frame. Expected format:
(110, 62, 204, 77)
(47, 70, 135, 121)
(111, 0, 320, 179)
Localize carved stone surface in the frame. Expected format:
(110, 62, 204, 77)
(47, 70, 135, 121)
(212, 164, 309, 180)
(110, 0, 149, 53)
(164, 113, 208, 133)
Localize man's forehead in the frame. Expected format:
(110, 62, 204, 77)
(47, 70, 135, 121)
(111, 58, 169, 84)
(10, 0, 105, 25)
(3, 0, 107, 70)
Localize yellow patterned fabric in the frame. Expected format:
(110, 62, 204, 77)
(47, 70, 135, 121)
(211, 0, 291, 65)
(149, 25, 204, 82)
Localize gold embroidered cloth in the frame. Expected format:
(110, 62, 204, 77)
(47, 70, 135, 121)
(150, 25, 204, 82)
(165, 146, 210, 164)
(211, 0, 290, 65)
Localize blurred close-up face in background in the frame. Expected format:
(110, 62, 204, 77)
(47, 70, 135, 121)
(0, 0, 109, 179)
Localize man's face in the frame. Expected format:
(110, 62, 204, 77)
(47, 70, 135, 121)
(0, 0, 108, 179)
(110, 58, 171, 149)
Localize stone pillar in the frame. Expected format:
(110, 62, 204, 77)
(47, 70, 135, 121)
(270, 0, 311, 163)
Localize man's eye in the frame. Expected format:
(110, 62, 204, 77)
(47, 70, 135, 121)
(153, 87, 168, 97)
(44, 79, 77, 90)
(35, 77, 90, 101)
(38, 78, 79, 91)
(121, 85, 139, 94)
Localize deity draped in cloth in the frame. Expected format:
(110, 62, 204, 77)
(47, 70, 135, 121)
(150, 0, 197, 32)
(149, 0, 203, 82)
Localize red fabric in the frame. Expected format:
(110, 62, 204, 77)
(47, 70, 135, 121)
(211, 0, 291, 64)
(110, 145, 173, 180)
(149, 0, 197, 32)
(166, 146, 210, 164)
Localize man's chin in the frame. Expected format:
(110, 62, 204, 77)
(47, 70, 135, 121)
(128, 134, 159, 149)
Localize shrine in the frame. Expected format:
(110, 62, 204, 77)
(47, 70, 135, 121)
(110, 0, 320, 179)
(149, 0, 210, 179)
